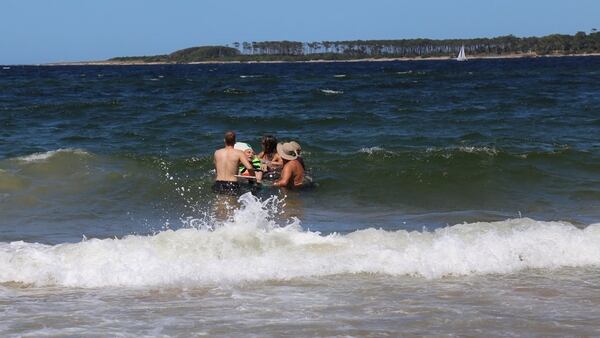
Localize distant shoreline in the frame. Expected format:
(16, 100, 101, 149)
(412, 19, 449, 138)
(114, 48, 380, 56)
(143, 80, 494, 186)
(25, 52, 600, 66)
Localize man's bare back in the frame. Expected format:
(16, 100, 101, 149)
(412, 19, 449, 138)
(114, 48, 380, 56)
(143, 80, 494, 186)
(214, 147, 253, 182)
(212, 131, 255, 195)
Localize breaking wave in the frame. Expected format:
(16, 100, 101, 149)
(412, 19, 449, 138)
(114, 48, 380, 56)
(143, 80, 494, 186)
(1, 193, 600, 288)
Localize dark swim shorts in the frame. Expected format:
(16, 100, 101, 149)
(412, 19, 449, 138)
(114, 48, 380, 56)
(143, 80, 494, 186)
(212, 180, 241, 195)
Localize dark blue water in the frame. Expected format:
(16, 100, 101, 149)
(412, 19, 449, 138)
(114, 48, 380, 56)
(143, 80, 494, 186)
(3, 58, 600, 338)
(2, 57, 600, 243)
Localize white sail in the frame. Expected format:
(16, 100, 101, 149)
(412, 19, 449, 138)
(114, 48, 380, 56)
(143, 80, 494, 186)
(457, 45, 467, 61)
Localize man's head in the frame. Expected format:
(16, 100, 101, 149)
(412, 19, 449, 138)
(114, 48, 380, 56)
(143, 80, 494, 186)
(224, 131, 236, 146)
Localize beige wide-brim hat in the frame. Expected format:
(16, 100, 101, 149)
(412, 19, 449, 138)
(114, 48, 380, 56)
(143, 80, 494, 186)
(277, 142, 298, 161)
(288, 141, 301, 154)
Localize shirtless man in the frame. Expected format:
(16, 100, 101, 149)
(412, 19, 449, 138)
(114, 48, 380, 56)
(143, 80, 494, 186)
(213, 131, 255, 195)
(273, 142, 304, 188)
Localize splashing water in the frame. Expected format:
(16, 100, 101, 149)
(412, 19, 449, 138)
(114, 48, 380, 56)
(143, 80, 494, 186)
(1, 191, 600, 288)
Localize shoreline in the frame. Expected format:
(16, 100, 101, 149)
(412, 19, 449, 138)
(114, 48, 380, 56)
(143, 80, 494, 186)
(9, 52, 600, 66)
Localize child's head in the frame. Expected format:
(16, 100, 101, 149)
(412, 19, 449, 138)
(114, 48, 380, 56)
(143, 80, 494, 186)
(234, 142, 254, 159)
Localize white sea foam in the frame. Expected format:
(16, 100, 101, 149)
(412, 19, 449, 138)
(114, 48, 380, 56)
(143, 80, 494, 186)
(358, 146, 385, 154)
(319, 89, 344, 95)
(333, 74, 347, 78)
(358, 146, 498, 157)
(425, 146, 498, 156)
(457, 146, 498, 155)
(15, 148, 90, 163)
(1, 193, 600, 288)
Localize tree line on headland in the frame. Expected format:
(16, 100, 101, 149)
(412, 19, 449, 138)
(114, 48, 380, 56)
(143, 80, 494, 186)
(109, 31, 600, 63)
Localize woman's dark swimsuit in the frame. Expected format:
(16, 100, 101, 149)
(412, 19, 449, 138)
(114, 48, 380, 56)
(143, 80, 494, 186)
(212, 181, 241, 195)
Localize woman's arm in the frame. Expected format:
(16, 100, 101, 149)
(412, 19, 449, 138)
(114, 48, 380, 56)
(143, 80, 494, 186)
(271, 153, 284, 167)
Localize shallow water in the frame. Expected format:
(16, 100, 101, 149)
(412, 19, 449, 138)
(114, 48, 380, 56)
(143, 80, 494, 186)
(2, 57, 600, 336)
(4, 269, 600, 337)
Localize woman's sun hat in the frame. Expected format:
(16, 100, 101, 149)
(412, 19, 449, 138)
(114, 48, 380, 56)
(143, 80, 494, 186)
(276, 142, 298, 161)
(288, 141, 301, 155)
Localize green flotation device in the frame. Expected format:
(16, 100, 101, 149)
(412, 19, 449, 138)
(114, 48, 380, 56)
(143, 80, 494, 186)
(239, 157, 262, 174)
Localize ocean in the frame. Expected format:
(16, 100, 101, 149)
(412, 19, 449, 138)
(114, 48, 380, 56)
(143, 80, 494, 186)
(1, 57, 600, 336)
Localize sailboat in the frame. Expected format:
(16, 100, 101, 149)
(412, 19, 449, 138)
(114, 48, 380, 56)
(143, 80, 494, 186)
(456, 45, 467, 61)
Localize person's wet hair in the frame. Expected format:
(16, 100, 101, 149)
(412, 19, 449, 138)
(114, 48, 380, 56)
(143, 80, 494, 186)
(224, 131, 236, 146)
(261, 134, 277, 154)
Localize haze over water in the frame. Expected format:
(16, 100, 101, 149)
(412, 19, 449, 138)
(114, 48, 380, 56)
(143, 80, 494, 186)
(2, 57, 600, 336)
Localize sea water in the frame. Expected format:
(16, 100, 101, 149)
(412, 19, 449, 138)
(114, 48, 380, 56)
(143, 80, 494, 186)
(1, 57, 600, 336)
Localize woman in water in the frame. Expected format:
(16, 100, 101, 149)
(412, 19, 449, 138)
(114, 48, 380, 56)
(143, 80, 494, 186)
(258, 134, 283, 178)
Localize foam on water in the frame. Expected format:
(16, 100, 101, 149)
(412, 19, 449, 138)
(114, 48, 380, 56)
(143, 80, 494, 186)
(358, 146, 386, 155)
(319, 89, 344, 95)
(356, 146, 500, 157)
(1, 193, 600, 288)
(425, 146, 498, 156)
(456, 146, 498, 155)
(15, 148, 90, 163)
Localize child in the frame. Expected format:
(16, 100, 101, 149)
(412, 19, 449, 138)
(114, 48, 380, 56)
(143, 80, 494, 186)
(234, 142, 263, 183)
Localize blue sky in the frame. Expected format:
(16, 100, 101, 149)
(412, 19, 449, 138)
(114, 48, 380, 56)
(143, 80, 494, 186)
(1, 0, 598, 64)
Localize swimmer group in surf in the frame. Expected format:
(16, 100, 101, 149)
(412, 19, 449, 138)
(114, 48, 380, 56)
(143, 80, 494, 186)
(213, 131, 306, 195)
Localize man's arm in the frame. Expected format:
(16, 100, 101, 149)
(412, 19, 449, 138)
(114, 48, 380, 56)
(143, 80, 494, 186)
(274, 164, 291, 187)
(239, 153, 255, 176)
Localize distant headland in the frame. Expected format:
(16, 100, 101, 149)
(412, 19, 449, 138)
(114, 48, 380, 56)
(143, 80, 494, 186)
(57, 32, 600, 65)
